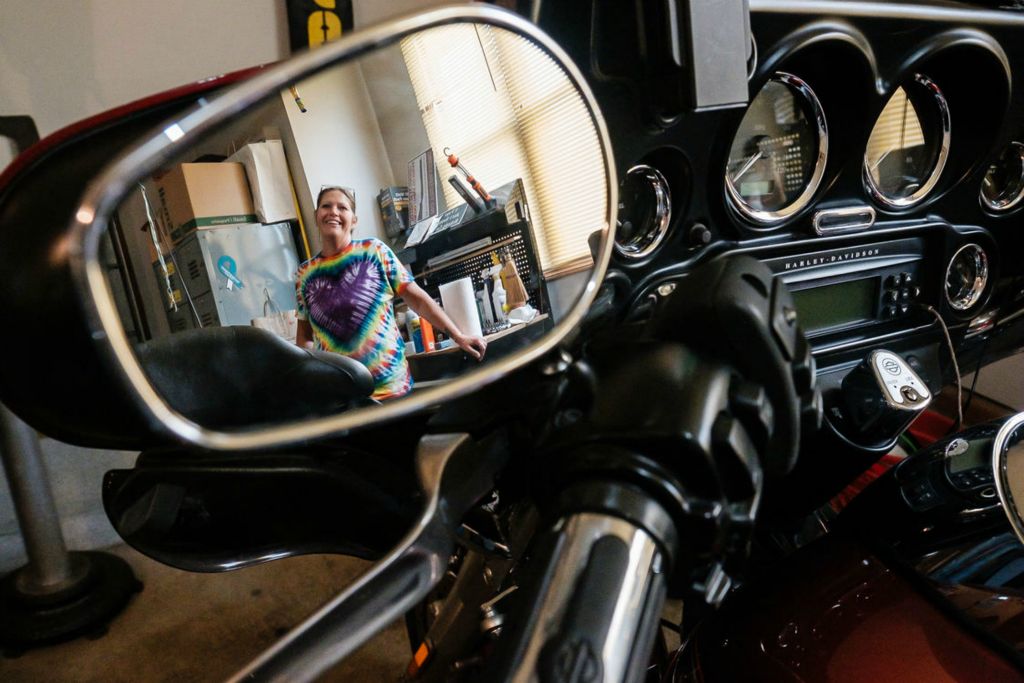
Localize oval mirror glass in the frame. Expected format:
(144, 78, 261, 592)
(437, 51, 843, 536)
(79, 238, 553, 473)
(73, 9, 614, 448)
(996, 413, 1024, 544)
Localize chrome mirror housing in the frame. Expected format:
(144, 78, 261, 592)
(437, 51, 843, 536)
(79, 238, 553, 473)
(995, 412, 1024, 544)
(68, 5, 615, 450)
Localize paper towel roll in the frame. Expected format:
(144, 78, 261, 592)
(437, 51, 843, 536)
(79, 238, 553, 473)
(439, 277, 483, 339)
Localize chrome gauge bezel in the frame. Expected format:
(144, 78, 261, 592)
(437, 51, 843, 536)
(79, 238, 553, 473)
(980, 141, 1024, 212)
(945, 243, 989, 312)
(724, 72, 829, 226)
(863, 73, 951, 210)
(615, 164, 672, 259)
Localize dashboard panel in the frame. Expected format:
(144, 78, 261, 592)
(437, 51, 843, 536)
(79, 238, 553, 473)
(534, 1, 1024, 457)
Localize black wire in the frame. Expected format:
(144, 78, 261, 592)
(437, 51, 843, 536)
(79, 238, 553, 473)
(962, 337, 989, 421)
(922, 305, 963, 432)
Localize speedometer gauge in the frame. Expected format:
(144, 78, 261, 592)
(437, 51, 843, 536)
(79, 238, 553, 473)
(725, 73, 828, 225)
(864, 74, 950, 209)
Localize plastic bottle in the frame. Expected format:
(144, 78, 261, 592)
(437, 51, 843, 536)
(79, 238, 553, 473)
(480, 270, 495, 327)
(482, 254, 506, 323)
(499, 248, 529, 310)
(491, 269, 507, 323)
(421, 316, 435, 352)
(406, 309, 424, 353)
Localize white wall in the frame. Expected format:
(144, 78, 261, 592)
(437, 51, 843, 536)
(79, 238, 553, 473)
(283, 62, 394, 248)
(0, 1, 288, 142)
(361, 44, 433, 192)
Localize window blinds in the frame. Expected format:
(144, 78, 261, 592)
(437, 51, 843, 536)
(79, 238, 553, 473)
(401, 24, 606, 276)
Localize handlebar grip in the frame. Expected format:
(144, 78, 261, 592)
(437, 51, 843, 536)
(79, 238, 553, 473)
(487, 511, 669, 682)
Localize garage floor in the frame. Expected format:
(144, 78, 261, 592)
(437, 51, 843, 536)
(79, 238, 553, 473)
(0, 545, 409, 682)
(0, 543, 685, 683)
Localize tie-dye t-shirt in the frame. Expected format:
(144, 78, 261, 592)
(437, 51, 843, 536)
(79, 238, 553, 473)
(295, 238, 413, 400)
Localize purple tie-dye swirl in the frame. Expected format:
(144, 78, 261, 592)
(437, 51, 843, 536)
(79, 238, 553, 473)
(295, 238, 413, 400)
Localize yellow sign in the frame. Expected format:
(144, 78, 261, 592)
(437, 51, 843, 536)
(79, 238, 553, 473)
(308, 10, 343, 48)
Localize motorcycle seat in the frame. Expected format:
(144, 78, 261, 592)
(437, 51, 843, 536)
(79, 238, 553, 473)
(134, 326, 375, 430)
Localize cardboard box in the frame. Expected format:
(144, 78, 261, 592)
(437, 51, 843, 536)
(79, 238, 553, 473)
(154, 163, 256, 244)
(227, 141, 297, 224)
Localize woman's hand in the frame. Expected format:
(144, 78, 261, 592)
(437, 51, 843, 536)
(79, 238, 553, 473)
(453, 333, 487, 361)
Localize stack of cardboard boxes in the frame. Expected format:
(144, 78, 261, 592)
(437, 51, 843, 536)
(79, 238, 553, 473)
(148, 162, 299, 334)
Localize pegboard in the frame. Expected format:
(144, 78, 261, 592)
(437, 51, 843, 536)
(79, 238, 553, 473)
(417, 220, 546, 316)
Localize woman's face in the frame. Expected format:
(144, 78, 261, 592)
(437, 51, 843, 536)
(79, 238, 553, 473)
(316, 189, 358, 249)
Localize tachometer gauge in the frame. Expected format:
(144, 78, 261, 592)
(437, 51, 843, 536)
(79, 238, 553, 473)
(864, 74, 950, 209)
(725, 72, 828, 225)
(980, 142, 1024, 212)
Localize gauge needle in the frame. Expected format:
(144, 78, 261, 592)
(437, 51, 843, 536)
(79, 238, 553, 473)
(731, 151, 763, 183)
(870, 148, 892, 171)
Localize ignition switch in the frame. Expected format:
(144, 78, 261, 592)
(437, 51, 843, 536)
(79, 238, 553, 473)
(841, 349, 932, 440)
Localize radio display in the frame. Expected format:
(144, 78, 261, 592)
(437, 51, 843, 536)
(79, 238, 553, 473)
(791, 277, 878, 333)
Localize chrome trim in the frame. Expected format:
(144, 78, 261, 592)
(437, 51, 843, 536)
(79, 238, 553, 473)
(508, 513, 663, 683)
(615, 164, 671, 259)
(945, 243, 989, 312)
(813, 205, 876, 234)
(980, 142, 1024, 212)
(725, 72, 829, 226)
(993, 412, 1024, 547)
(863, 73, 951, 210)
(68, 6, 617, 451)
(747, 33, 759, 81)
(865, 349, 931, 411)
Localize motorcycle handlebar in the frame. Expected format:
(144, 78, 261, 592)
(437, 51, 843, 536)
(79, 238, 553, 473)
(487, 510, 671, 682)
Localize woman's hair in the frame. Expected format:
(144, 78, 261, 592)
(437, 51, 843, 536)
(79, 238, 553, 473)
(316, 185, 357, 213)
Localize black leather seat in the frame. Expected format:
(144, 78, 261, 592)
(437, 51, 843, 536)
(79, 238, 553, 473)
(134, 326, 375, 429)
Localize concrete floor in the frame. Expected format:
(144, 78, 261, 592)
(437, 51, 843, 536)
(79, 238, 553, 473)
(0, 543, 686, 683)
(0, 545, 409, 682)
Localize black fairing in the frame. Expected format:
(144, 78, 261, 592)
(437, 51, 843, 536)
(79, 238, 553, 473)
(102, 443, 420, 572)
(0, 93, 221, 448)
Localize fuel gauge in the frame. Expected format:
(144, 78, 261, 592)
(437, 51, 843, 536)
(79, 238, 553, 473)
(981, 142, 1024, 212)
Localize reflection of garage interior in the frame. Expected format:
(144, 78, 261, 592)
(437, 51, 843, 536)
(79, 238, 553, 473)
(106, 26, 599, 395)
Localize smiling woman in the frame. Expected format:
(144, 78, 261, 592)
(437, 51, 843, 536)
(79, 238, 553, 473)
(295, 185, 486, 400)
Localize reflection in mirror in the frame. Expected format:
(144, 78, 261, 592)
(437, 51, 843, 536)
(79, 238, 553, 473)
(100, 22, 608, 429)
(997, 414, 1024, 545)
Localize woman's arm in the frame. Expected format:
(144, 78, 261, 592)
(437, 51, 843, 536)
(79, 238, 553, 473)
(401, 282, 487, 361)
(296, 319, 315, 349)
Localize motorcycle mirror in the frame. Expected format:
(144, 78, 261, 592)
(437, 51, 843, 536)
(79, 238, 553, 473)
(68, 6, 615, 449)
(995, 412, 1024, 545)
